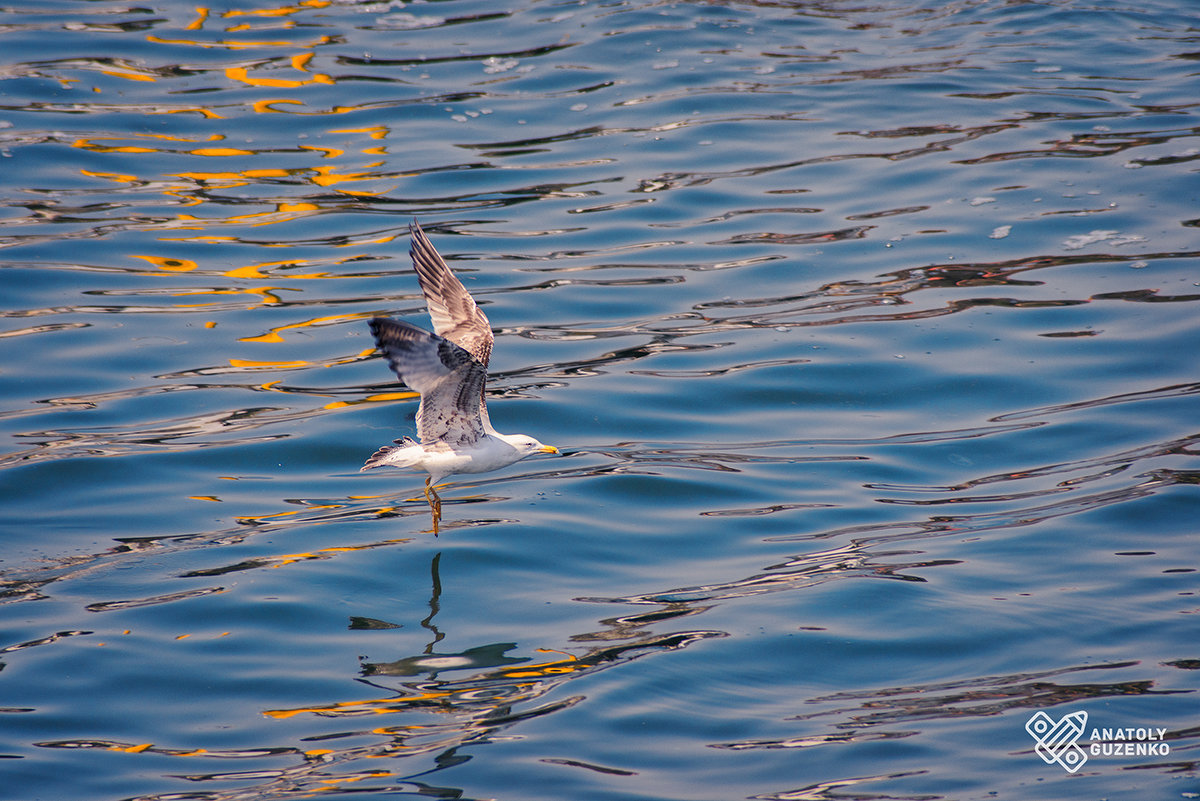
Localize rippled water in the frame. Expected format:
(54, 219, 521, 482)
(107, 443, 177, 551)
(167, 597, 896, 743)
(2, 1, 1198, 799)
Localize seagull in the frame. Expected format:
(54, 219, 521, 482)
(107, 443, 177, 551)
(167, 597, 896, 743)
(361, 221, 558, 531)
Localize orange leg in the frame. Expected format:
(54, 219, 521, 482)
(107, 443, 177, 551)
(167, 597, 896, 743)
(423, 476, 442, 536)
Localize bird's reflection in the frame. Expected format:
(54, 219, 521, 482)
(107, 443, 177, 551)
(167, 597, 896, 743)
(359, 552, 530, 678)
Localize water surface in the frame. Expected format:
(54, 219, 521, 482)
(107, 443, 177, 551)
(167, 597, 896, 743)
(1, 1, 1198, 800)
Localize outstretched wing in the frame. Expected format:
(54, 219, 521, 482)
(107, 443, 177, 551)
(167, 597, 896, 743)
(369, 317, 487, 448)
(409, 221, 493, 367)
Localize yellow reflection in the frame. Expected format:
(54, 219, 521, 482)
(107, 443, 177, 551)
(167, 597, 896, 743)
(361, 234, 398, 246)
(81, 170, 139, 184)
(202, 286, 289, 304)
(228, 358, 311, 369)
(330, 125, 390, 155)
(332, 126, 389, 140)
(186, 7, 209, 30)
(330, 186, 392, 197)
(76, 133, 270, 159)
(171, 201, 322, 229)
(164, 107, 224, 119)
(169, 167, 288, 189)
(239, 312, 376, 343)
(252, 98, 304, 113)
(166, 163, 391, 197)
(125, 252, 360, 281)
(99, 68, 156, 83)
(310, 163, 382, 188)
(225, 56, 333, 88)
(324, 390, 419, 410)
(131, 255, 198, 273)
(367, 391, 418, 403)
(76, 132, 223, 148)
(73, 140, 156, 154)
(316, 773, 394, 786)
(159, 235, 238, 244)
(500, 649, 580, 679)
(234, 504, 343, 525)
(189, 146, 255, 156)
(262, 647, 585, 722)
(299, 144, 344, 159)
(245, 98, 405, 116)
(224, 0, 331, 18)
(146, 34, 333, 50)
(225, 349, 371, 371)
(224, 255, 327, 280)
(271, 539, 404, 568)
(265, 691, 455, 719)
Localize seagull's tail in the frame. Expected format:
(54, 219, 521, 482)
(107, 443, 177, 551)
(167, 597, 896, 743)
(360, 437, 422, 471)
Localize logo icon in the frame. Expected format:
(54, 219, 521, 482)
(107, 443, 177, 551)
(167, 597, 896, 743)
(1026, 710, 1088, 773)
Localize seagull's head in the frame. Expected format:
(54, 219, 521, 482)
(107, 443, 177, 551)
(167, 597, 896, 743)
(504, 434, 559, 457)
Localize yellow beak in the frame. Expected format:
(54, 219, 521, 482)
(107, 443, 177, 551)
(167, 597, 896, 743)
(539, 445, 560, 454)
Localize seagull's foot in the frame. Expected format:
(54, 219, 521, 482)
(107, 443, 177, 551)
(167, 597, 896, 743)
(423, 477, 443, 537)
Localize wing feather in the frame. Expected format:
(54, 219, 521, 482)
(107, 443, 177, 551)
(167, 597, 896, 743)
(368, 317, 487, 447)
(408, 221, 493, 367)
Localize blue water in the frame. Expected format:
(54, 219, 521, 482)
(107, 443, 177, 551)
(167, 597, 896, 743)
(1, 1, 1198, 799)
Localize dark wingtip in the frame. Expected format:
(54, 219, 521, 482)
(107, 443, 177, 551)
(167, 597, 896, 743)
(368, 316, 388, 344)
(367, 318, 435, 360)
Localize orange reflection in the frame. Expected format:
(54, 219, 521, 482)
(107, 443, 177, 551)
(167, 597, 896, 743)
(170, 201, 323, 228)
(166, 162, 393, 196)
(186, 7, 209, 30)
(269, 538, 410, 568)
(73, 133, 278, 160)
(263, 649, 583, 721)
(299, 144, 344, 159)
(228, 358, 310, 369)
(324, 390, 418, 411)
(188, 146, 255, 156)
(310, 163, 383, 188)
(225, 64, 332, 88)
(332, 126, 388, 141)
(100, 68, 156, 83)
(239, 312, 376, 344)
(80, 169, 139, 184)
(195, 286, 291, 305)
(130, 255, 199, 273)
(223, 257, 330, 280)
(499, 649, 581, 679)
(168, 167, 287, 189)
(250, 99, 383, 116)
(330, 125, 391, 155)
(146, 34, 333, 50)
(225, 53, 333, 88)
(265, 689, 466, 719)
(223, 0, 331, 18)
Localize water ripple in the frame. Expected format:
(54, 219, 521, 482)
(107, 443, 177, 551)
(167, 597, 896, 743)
(2, 1, 1198, 799)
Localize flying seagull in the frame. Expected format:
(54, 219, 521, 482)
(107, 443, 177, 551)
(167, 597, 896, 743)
(362, 221, 558, 531)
